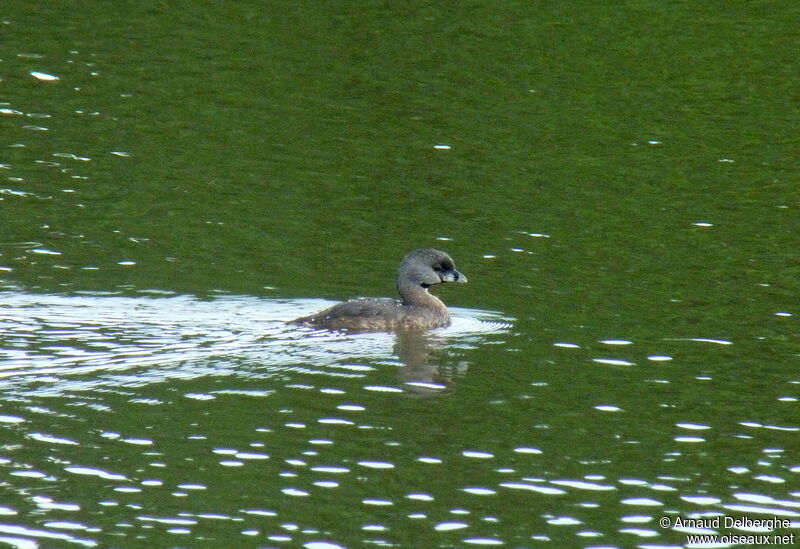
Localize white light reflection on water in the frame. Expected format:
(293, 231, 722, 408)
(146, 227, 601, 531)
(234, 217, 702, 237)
(0, 289, 512, 396)
(1, 290, 798, 547)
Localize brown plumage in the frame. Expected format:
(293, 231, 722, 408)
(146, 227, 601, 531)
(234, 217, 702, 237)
(289, 248, 467, 332)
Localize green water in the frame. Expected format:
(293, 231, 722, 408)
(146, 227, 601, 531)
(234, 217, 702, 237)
(1, 2, 798, 548)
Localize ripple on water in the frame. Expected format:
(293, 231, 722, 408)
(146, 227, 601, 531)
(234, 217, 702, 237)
(12, 284, 799, 547)
(0, 291, 512, 397)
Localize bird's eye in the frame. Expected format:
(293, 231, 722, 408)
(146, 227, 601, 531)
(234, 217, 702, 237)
(433, 264, 443, 272)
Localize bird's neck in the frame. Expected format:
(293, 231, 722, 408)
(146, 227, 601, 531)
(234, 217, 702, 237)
(398, 281, 446, 311)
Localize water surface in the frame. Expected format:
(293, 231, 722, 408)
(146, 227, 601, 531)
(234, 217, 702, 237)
(1, 1, 798, 548)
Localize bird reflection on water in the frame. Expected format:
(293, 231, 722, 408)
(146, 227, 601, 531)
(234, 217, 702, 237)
(393, 330, 469, 395)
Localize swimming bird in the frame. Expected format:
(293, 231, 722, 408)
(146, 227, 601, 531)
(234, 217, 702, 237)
(290, 248, 467, 332)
